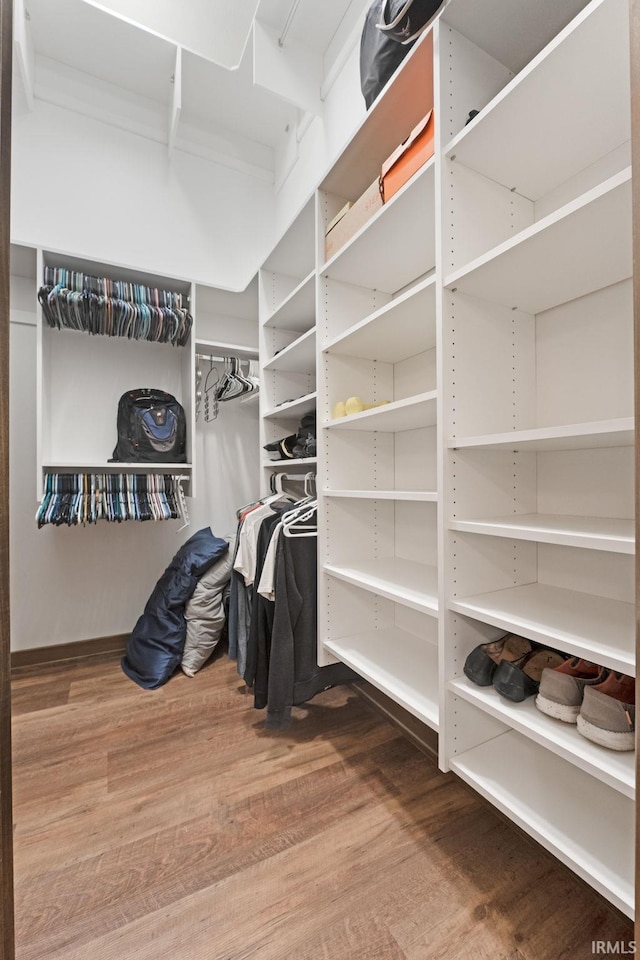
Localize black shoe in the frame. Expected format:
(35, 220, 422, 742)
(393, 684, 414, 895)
(463, 634, 532, 687)
(493, 649, 567, 703)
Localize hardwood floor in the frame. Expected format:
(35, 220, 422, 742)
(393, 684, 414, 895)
(11, 651, 633, 960)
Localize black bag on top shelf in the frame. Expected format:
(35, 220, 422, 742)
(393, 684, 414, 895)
(360, 0, 447, 109)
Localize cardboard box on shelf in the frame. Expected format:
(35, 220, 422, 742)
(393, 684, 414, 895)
(326, 201, 354, 235)
(324, 179, 383, 262)
(381, 109, 435, 203)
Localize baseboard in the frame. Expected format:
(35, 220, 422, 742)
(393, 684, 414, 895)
(351, 681, 439, 760)
(11, 634, 128, 670)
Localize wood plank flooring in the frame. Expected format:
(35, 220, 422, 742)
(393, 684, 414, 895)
(11, 651, 633, 960)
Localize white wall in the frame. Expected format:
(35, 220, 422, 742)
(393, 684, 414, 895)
(9, 276, 260, 651)
(11, 99, 276, 291)
(7, 22, 365, 651)
(273, 27, 366, 235)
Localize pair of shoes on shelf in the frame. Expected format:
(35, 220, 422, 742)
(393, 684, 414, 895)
(536, 658, 635, 751)
(332, 397, 390, 418)
(464, 633, 566, 703)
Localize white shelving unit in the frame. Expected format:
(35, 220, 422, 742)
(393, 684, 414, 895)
(437, 0, 634, 918)
(37, 247, 196, 500)
(258, 198, 317, 492)
(264, 0, 635, 918)
(315, 24, 441, 790)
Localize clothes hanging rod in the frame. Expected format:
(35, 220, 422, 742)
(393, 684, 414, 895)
(196, 352, 256, 364)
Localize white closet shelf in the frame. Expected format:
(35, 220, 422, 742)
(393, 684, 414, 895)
(262, 458, 317, 470)
(324, 557, 438, 617)
(444, 0, 629, 201)
(449, 677, 635, 799)
(445, 168, 632, 314)
(324, 392, 437, 434)
(324, 276, 436, 363)
(450, 731, 634, 917)
(321, 160, 436, 294)
(263, 392, 317, 420)
(42, 461, 193, 471)
(195, 339, 258, 359)
(451, 417, 634, 452)
(263, 327, 316, 374)
(449, 514, 634, 554)
(263, 270, 315, 332)
(324, 490, 437, 502)
(450, 582, 634, 675)
(325, 628, 439, 730)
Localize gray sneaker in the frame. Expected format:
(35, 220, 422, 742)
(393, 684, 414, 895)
(536, 658, 607, 723)
(577, 672, 635, 751)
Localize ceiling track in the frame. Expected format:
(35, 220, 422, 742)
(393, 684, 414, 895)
(278, 0, 303, 46)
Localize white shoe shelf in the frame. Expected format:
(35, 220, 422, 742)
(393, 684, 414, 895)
(257, 0, 636, 917)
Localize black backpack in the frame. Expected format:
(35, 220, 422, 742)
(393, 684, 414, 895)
(111, 389, 187, 463)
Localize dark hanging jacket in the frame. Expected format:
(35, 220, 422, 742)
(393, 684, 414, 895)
(265, 532, 359, 728)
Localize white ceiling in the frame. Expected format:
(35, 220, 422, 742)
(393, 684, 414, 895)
(82, 0, 261, 69)
(21, 0, 368, 178)
(27, 0, 177, 104)
(257, 0, 361, 56)
(181, 47, 294, 149)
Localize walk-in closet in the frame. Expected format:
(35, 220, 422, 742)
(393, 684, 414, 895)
(1, 0, 639, 957)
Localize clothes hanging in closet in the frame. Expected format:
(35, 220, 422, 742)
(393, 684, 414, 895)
(230, 497, 292, 677)
(229, 492, 357, 728)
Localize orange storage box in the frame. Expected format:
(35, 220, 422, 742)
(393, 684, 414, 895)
(381, 109, 435, 203)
